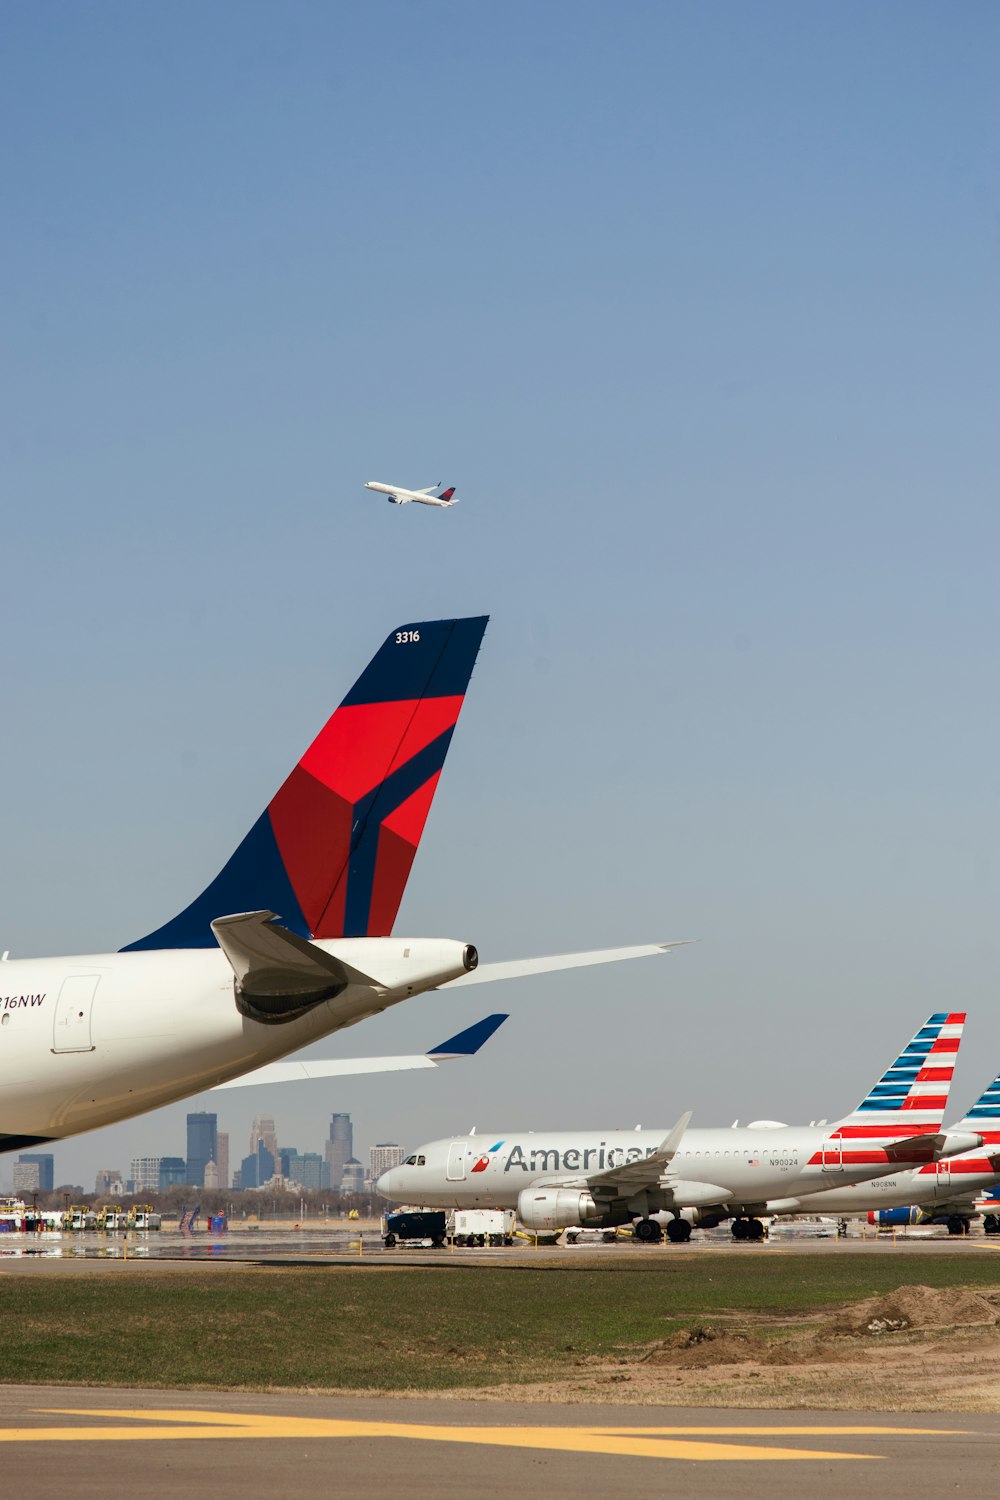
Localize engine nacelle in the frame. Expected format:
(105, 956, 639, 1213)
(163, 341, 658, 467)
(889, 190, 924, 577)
(517, 1188, 602, 1230)
(868, 1206, 923, 1227)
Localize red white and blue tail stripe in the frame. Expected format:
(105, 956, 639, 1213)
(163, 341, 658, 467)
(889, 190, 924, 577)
(833, 1011, 965, 1138)
(954, 1069, 1000, 1143)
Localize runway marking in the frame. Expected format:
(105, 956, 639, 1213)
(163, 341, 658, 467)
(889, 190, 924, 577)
(0, 1410, 967, 1461)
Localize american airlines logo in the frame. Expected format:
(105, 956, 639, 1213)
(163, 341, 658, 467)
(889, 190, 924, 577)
(502, 1143, 659, 1174)
(471, 1142, 505, 1172)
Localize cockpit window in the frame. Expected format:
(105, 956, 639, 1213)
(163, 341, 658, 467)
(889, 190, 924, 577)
(403, 1155, 427, 1166)
(416, 1155, 426, 1166)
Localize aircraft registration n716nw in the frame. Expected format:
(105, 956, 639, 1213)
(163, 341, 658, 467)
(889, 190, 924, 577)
(0, 616, 680, 1155)
(377, 1012, 984, 1242)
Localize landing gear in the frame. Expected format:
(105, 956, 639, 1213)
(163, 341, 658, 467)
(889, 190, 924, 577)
(947, 1215, 971, 1236)
(984, 1214, 1000, 1237)
(731, 1217, 765, 1242)
(666, 1218, 692, 1244)
(634, 1217, 662, 1243)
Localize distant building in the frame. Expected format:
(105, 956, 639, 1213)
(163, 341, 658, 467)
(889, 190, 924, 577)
(130, 1158, 161, 1193)
(250, 1116, 278, 1162)
(216, 1132, 229, 1190)
(17, 1153, 54, 1193)
(369, 1144, 404, 1183)
(12, 1161, 41, 1195)
(340, 1159, 365, 1195)
(95, 1169, 123, 1197)
(203, 1161, 220, 1190)
(325, 1113, 352, 1195)
(239, 1142, 275, 1191)
(283, 1151, 324, 1191)
(186, 1112, 218, 1187)
(159, 1157, 187, 1189)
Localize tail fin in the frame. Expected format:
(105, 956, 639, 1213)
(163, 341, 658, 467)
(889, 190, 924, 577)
(122, 617, 488, 950)
(833, 1012, 965, 1137)
(954, 1070, 1000, 1142)
(439, 487, 456, 503)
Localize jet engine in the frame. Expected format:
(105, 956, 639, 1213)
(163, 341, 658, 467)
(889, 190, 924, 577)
(517, 1188, 603, 1230)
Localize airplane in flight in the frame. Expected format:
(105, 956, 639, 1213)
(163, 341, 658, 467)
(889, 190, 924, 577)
(377, 1012, 983, 1243)
(0, 615, 680, 1155)
(364, 480, 460, 508)
(770, 1066, 1000, 1237)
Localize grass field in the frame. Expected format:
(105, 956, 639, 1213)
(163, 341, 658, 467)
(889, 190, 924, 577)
(3, 1254, 1000, 1393)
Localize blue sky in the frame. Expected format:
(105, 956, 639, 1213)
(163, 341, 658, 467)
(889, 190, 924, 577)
(2, 3, 998, 1188)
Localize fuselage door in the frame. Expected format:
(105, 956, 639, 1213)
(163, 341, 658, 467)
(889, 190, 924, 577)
(446, 1141, 467, 1181)
(52, 974, 100, 1053)
(820, 1136, 843, 1173)
(936, 1158, 951, 1191)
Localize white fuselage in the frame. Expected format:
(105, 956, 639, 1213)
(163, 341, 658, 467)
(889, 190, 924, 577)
(0, 939, 470, 1145)
(376, 1124, 968, 1217)
(766, 1154, 1000, 1217)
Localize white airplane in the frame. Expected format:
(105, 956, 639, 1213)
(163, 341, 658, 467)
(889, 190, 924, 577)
(0, 615, 682, 1157)
(364, 480, 460, 507)
(767, 1062, 1000, 1236)
(377, 1012, 983, 1243)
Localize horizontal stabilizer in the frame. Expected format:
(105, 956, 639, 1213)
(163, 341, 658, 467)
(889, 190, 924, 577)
(213, 1013, 506, 1090)
(428, 1013, 508, 1057)
(444, 940, 687, 988)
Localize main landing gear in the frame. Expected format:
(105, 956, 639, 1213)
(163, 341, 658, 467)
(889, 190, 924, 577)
(946, 1215, 971, 1236)
(731, 1216, 766, 1242)
(634, 1217, 662, 1243)
(666, 1218, 692, 1243)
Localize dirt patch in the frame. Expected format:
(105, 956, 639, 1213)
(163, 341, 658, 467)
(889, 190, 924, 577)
(831, 1283, 1000, 1336)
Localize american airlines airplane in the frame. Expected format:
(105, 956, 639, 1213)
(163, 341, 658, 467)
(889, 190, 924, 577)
(377, 1012, 983, 1242)
(364, 481, 460, 507)
(769, 1067, 1000, 1236)
(0, 616, 679, 1156)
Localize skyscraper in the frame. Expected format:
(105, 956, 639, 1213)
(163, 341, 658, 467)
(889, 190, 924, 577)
(369, 1144, 404, 1183)
(186, 1112, 218, 1187)
(324, 1113, 352, 1195)
(250, 1116, 278, 1161)
(130, 1158, 161, 1193)
(216, 1132, 229, 1191)
(239, 1142, 276, 1191)
(16, 1153, 54, 1192)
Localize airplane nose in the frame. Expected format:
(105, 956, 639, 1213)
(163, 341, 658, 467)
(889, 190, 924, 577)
(376, 1168, 401, 1201)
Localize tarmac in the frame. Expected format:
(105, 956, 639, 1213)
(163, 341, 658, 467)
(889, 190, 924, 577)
(1, 1385, 997, 1496)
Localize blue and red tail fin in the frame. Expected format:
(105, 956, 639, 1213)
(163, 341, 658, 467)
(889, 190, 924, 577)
(439, 487, 456, 502)
(832, 1012, 965, 1137)
(122, 617, 488, 951)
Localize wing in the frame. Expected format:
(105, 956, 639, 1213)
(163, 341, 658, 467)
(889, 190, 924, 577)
(443, 940, 689, 988)
(212, 1012, 507, 1090)
(533, 1114, 693, 1194)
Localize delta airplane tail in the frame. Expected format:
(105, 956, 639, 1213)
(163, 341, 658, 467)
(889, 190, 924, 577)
(832, 1012, 965, 1138)
(122, 617, 488, 951)
(439, 488, 457, 504)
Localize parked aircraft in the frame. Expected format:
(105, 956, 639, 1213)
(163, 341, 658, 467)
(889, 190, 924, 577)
(784, 1067, 1000, 1236)
(364, 480, 460, 507)
(0, 615, 680, 1154)
(377, 1012, 983, 1242)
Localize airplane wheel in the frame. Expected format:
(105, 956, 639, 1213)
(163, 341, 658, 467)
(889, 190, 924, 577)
(747, 1218, 765, 1241)
(666, 1219, 691, 1243)
(635, 1218, 661, 1243)
(947, 1215, 968, 1236)
(731, 1219, 748, 1240)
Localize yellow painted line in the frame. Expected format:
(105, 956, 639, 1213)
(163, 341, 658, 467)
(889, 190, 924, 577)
(0, 1408, 884, 1461)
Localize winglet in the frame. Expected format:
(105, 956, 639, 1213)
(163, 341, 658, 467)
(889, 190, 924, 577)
(660, 1110, 692, 1161)
(428, 1013, 508, 1058)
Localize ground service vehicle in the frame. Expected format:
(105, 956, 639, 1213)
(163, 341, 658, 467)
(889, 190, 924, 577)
(382, 1210, 447, 1248)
